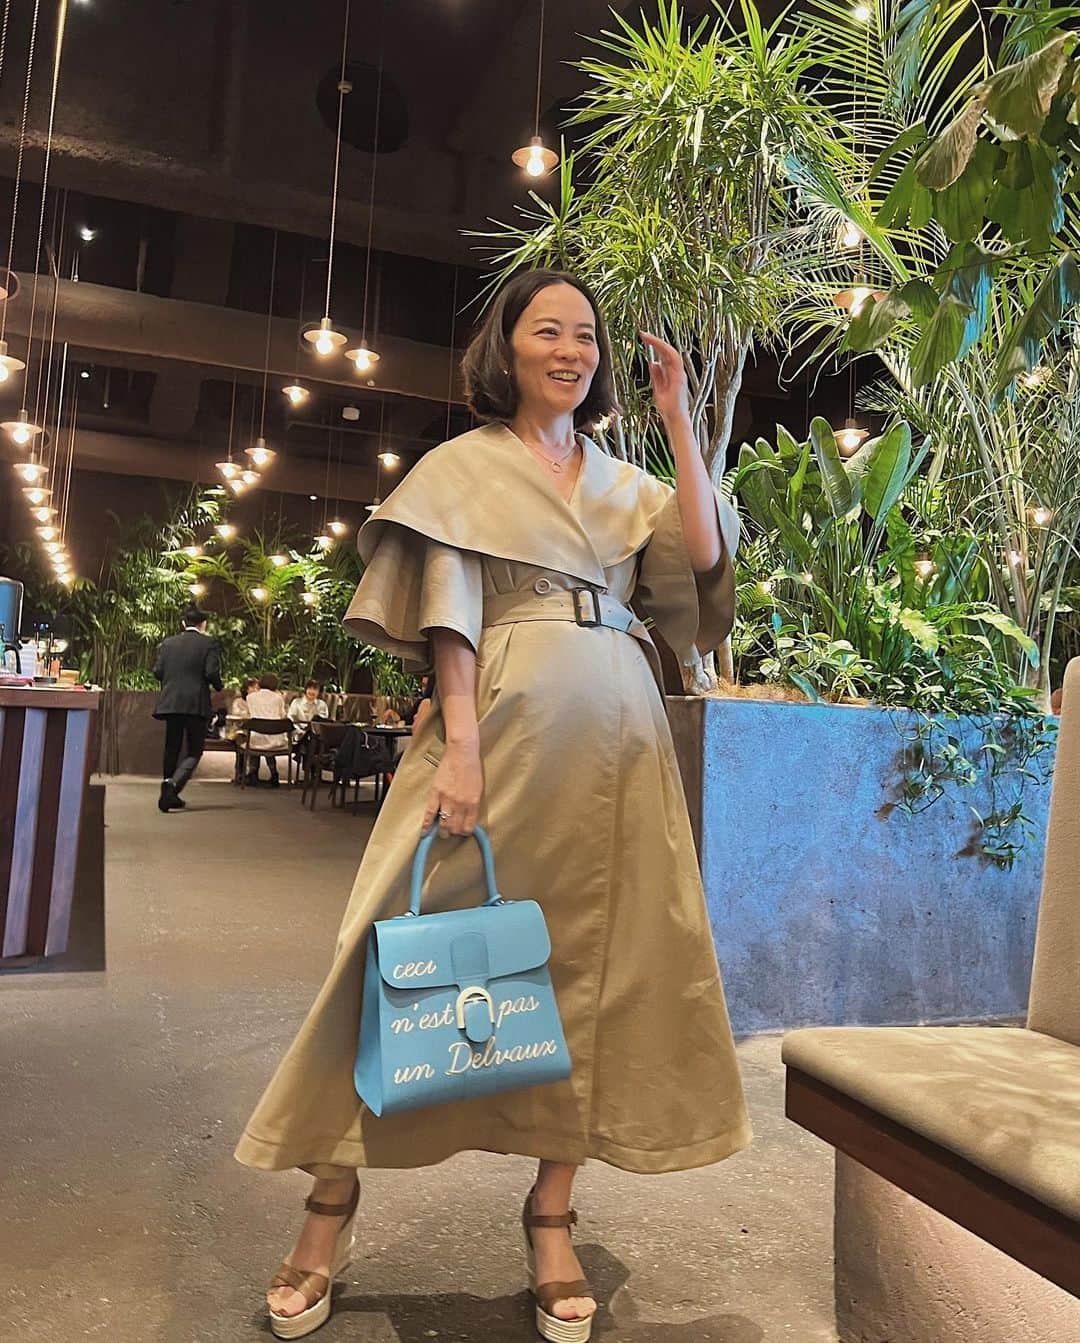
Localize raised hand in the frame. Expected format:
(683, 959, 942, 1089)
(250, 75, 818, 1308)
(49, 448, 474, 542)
(639, 330, 691, 426)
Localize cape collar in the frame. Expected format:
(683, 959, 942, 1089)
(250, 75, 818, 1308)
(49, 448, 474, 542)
(357, 421, 672, 583)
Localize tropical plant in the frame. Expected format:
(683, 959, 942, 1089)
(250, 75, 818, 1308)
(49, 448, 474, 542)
(470, 0, 858, 483)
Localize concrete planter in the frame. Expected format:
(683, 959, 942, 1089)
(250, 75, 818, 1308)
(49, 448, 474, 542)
(666, 695, 1054, 1034)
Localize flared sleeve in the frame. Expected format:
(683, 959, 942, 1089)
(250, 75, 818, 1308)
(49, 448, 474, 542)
(342, 523, 483, 671)
(633, 486, 740, 666)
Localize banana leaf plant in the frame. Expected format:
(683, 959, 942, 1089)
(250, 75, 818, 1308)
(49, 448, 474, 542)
(730, 416, 1039, 699)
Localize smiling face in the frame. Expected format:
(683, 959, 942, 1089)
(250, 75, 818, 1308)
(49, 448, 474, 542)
(305, 686, 318, 702)
(508, 282, 600, 422)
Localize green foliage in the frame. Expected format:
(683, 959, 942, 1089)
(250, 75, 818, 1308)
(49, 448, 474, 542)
(819, 6, 1080, 391)
(468, 0, 859, 477)
(731, 419, 1052, 862)
(3, 488, 417, 699)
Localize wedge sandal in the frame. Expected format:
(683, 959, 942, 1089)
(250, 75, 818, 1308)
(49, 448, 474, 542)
(267, 1177, 360, 1340)
(522, 1188, 597, 1343)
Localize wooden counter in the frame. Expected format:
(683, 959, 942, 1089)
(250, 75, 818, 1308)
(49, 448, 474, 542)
(0, 686, 100, 965)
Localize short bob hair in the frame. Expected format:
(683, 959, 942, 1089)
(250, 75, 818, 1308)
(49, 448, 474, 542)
(258, 673, 279, 691)
(461, 269, 618, 431)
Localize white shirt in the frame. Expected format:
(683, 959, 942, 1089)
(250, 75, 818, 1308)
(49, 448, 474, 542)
(245, 687, 288, 749)
(288, 695, 330, 724)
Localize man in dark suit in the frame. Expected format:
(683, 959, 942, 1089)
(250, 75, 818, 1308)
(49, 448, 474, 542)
(152, 606, 222, 813)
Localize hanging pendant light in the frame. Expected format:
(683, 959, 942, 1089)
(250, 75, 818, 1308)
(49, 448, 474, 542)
(23, 485, 52, 507)
(215, 521, 238, 541)
(834, 418, 869, 455)
(833, 284, 885, 315)
(181, 543, 203, 559)
(0, 339, 26, 384)
(245, 234, 280, 481)
(245, 436, 276, 468)
(283, 383, 309, 406)
(512, 0, 558, 177)
(240, 468, 260, 486)
(13, 458, 48, 483)
(314, 531, 334, 550)
(36, 524, 59, 541)
(305, 4, 355, 359)
(216, 459, 241, 480)
(378, 450, 399, 468)
(4, 408, 44, 446)
(838, 221, 864, 249)
(345, 9, 386, 376)
(269, 552, 289, 567)
(327, 518, 349, 537)
(345, 344, 380, 374)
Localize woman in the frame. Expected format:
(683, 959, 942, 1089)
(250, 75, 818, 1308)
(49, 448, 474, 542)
(237, 269, 750, 1341)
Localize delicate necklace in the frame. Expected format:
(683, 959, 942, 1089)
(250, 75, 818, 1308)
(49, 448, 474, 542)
(521, 434, 578, 474)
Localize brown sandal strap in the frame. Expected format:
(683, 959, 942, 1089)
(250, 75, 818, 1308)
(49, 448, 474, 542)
(269, 1262, 329, 1311)
(534, 1279, 595, 1316)
(304, 1179, 360, 1220)
(523, 1190, 578, 1231)
(525, 1208, 578, 1229)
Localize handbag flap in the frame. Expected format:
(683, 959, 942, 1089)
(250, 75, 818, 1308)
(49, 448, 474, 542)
(373, 899, 552, 991)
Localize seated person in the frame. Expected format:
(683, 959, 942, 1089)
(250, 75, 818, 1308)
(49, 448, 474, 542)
(402, 673, 434, 731)
(227, 678, 258, 728)
(244, 673, 288, 787)
(288, 679, 330, 725)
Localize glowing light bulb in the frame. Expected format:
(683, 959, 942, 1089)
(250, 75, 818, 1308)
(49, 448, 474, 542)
(314, 532, 333, 551)
(853, 3, 872, 21)
(346, 344, 381, 374)
(328, 518, 348, 537)
(834, 419, 868, 455)
(216, 460, 240, 480)
(182, 544, 203, 559)
(37, 525, 58, 541)
(15, 461, 46, 483)
(283, 384, 309, 406)
(0, 363, 9, 384)
(1030, 505, 1054, 527)
(378, 451, 399, 468)
(188, 582, 206, 597)
(316, 331, 334, 356)
(79, 225, 96, 242)
(269, 553, 289, 567)
(23, 487, 51, 507)
(44, 541, 62, 555)
(31, 507, 56, 523)
(240, 469, 260, 486)
(512, 135, 557, 176)
(215, 522, 237, 541)
(227, 478, 248, 496)
(4, 408, 42, 446)
(245, 438, 276, 468)
(250, 586, 268, 602)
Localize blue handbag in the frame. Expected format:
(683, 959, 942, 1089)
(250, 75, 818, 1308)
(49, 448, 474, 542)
(354, 824, 572, 1117)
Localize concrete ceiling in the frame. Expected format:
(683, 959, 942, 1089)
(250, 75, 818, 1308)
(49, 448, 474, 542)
(0, 0, 807, 502)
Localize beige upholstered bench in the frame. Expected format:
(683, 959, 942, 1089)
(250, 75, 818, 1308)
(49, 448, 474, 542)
(783, 659, 1080, 1334)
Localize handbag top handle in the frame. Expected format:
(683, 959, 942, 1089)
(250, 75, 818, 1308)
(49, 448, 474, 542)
(408, 823, 501, 917)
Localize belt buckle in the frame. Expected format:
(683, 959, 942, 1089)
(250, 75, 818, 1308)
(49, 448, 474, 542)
(571, 587, 602, 627)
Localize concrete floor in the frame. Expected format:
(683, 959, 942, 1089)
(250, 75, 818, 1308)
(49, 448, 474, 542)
(0, 765, 836, 1343)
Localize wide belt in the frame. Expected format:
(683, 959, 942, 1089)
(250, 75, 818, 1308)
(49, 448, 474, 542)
(483, 585, 637, 633)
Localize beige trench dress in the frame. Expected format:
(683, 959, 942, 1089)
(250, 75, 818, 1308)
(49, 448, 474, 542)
(235, 422, 751, 1176)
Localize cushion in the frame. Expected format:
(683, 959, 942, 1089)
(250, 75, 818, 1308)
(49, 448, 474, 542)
(783, 1025, 1080, 1223)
